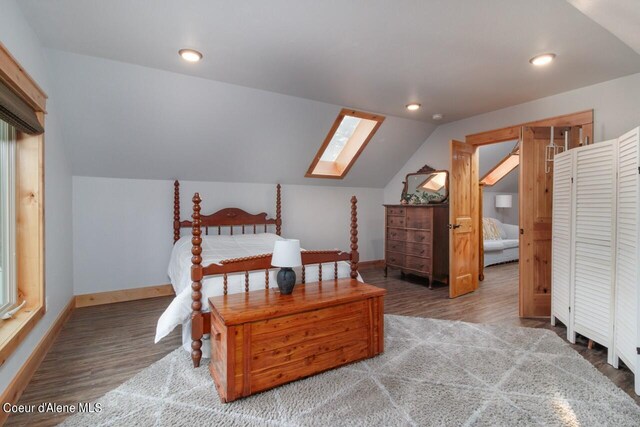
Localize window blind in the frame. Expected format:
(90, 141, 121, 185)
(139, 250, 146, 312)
(0, 82, 43, 135)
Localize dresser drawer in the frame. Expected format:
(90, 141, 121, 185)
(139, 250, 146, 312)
(406, 209, 432, 230)
(406, 229, 431, 244)
(405, 242, 431, 258)
(386, 240, 405, 253)
(386, 215, 406, 228)
(405, 255, 431, 273)
(386, 206, 405, 216)
(386, 251, 405, 267)
(386, 228, 407, 242)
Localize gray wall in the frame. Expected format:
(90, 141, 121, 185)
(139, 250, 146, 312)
(45, 49, 435, 188)
(45, 49, 393, 296)
(73, 177, 383, 295)
(482, 191, 519, 226)
(384, 72, 640, 202)
(0, 0, 73, 393)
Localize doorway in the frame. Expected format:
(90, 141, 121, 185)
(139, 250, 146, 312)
(478, 140, 520, 292)
(448, 110, 594, 318)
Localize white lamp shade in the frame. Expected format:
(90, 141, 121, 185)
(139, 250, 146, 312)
(272, 239, 302, 267)
(495, 194, 513, 208)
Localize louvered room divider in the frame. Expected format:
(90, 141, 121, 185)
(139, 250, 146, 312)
(614, 127, 639, 395)
(551, 126, 639, 395)
(551, 150, 573, 335)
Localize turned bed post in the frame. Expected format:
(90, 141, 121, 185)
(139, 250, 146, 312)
(173, 180, 180, 243)
(350, 196, 359, 279)
(276, 184, 282, 236)
(191, 193, 204, 368)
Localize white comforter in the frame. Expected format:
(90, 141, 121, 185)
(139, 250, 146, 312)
(155, 233, 360, 357)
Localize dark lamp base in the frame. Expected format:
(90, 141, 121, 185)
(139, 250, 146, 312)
(277, 267, 296, 295)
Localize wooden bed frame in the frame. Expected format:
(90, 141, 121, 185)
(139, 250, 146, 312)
(173, 180, 283, 242)
(172, 180, 360, 367)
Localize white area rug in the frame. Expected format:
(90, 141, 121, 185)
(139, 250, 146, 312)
(62, 315, 640, 426)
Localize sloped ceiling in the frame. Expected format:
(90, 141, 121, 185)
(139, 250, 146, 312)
(46, 50, 434, 187)
(16, 1, 640, 187)
(567, 0, 640, 55)
(19, 0, 640, 123)
(479, 140, 519, 193)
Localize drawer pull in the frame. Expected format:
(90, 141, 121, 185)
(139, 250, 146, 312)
(211, 325, 222, 341)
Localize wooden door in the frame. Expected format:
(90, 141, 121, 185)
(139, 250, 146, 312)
(519, 126, 563, 317)
(449, 140, 479, 298)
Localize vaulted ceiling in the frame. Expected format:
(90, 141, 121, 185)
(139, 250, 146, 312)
(20, 0, 640, 123)
(16, 0, 640, 186)
(568, 0, 640, 55)
(479, 140, 519, 194)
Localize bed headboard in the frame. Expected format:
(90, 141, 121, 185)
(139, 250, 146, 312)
(173, 180, 282, 242)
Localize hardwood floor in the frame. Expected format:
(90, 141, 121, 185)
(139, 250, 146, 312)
(378, 263, 536, 327)
(7, 263, 638, 425)
(6, 298, 182, 427)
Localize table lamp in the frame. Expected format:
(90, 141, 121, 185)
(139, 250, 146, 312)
(495, 194, 512, 223)
(272, 239, 302, 294)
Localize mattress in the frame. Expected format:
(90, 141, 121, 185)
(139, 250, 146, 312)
(168, 233, 284, 295)
(155, 233, 360, 357)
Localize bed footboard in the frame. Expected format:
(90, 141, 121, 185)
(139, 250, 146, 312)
(190, 193, 204, 368)
(350, 196, 359, 278)
(189, 193, 359, 368)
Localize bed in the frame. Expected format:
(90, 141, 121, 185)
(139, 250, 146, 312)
(155, 181, 361, 367)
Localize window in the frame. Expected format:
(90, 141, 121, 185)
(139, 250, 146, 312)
(480, 144, 520, 186)
(0, 119, 16, 317)
(306, 109, 384, 179)
(0, 42, 46, 370)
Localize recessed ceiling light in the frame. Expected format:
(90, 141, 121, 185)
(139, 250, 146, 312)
(179, 49, 203, 62)
(432, 113, 443, 121)
(529, 53, 556, 66)
(406, 103, 421, 111)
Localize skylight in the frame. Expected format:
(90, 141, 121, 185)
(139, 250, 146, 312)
(306, 109, 384, 179)
(418, 172, 447, 192)
(480, 152, 519, 186)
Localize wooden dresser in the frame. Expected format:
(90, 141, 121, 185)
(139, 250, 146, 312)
(384, 204, 449, 288)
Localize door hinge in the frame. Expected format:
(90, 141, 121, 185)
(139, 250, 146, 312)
(571, 177, 574, 183)
(569, 306, 571, 313)
(638, 166, 640, 175)
(520, 228, 524, 235)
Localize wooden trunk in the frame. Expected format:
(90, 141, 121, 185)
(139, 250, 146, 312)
(384, 204, 449, 288)
(208, 279, 385, 402)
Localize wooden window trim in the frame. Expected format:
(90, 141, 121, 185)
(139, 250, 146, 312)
(480, 152, 520, 186)
(0, 43, 47, 114)
(0, 42, 47, 367)
(306, 108, 385, 179)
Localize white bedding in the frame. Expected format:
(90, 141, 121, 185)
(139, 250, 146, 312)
(155, 233, 360, 357)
